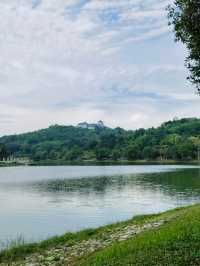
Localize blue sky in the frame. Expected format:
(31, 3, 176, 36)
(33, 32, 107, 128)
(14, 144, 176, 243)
(0, 0, 199, 135)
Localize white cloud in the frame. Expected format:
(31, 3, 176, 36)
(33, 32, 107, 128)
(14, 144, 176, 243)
(0, 0, 197, 135)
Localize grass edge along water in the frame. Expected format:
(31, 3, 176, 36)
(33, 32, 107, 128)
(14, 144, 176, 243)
(0, 204, 200, 265)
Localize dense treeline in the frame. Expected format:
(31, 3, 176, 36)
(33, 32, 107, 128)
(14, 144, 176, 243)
(1, 118, 200, 162)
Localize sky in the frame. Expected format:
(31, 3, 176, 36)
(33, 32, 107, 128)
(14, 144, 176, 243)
(0, 0, 199, 135)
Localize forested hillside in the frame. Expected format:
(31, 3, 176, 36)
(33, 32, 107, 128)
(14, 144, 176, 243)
(1, 118, 200, 162)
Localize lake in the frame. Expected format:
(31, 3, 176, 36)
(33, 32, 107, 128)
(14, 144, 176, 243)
(0, 165, 200, 247)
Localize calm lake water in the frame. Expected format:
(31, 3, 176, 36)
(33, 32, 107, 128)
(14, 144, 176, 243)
(0, 165, 200, 246)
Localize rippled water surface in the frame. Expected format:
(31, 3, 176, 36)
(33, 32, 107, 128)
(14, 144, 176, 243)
(0, 165, 200, 244)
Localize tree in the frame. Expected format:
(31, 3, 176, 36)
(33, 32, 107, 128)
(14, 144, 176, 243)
(159, 145, 169, 160)
(95, 148, 110, 160)
(126, 145, 140, 160)
(64, 146, 83, 161)
(168, 1, 200, 91)
(176, 139, 195, 160)
(111, 149, 121, 161)
(189, 136, 200, 160)
(0, 144, 9, 161)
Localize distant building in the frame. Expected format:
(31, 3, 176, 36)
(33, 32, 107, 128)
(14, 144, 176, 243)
(97, 120, 105, 128)
(77, 120, 106, 130)
(77, 122, 88, 129)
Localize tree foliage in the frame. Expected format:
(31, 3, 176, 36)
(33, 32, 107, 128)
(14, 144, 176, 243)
(0, 143, 9, 161)
(168, 0, 200, 91)
(1, 118, 200, 162)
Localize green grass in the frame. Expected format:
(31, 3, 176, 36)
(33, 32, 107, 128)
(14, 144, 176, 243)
(77, 204, 200, 266)
(0, 161, 23, 167)
(0, 228, 98, 263)
(0, 207, 180, 264)
(0, 205, 200, 265)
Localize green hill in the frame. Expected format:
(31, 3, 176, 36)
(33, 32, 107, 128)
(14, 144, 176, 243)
(1, 118, 200, 162)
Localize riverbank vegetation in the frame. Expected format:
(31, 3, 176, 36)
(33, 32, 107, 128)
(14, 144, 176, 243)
(0, 204, 200, 265)
(1, 118, 200, 163)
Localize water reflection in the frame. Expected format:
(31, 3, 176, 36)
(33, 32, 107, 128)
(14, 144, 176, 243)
(29, 168, 200, 200)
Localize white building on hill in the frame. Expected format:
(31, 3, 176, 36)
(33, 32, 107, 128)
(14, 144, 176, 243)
(77, 120, 105, 130)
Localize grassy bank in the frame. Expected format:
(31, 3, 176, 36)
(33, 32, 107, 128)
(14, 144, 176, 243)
(79, 204, 200, 266)
(0, 161, 23, 167)
(1, 204, 200, 265)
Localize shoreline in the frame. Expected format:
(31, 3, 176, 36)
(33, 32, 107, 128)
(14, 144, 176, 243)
(0, 204, 200, 265)
(1, 159, 200, 167)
